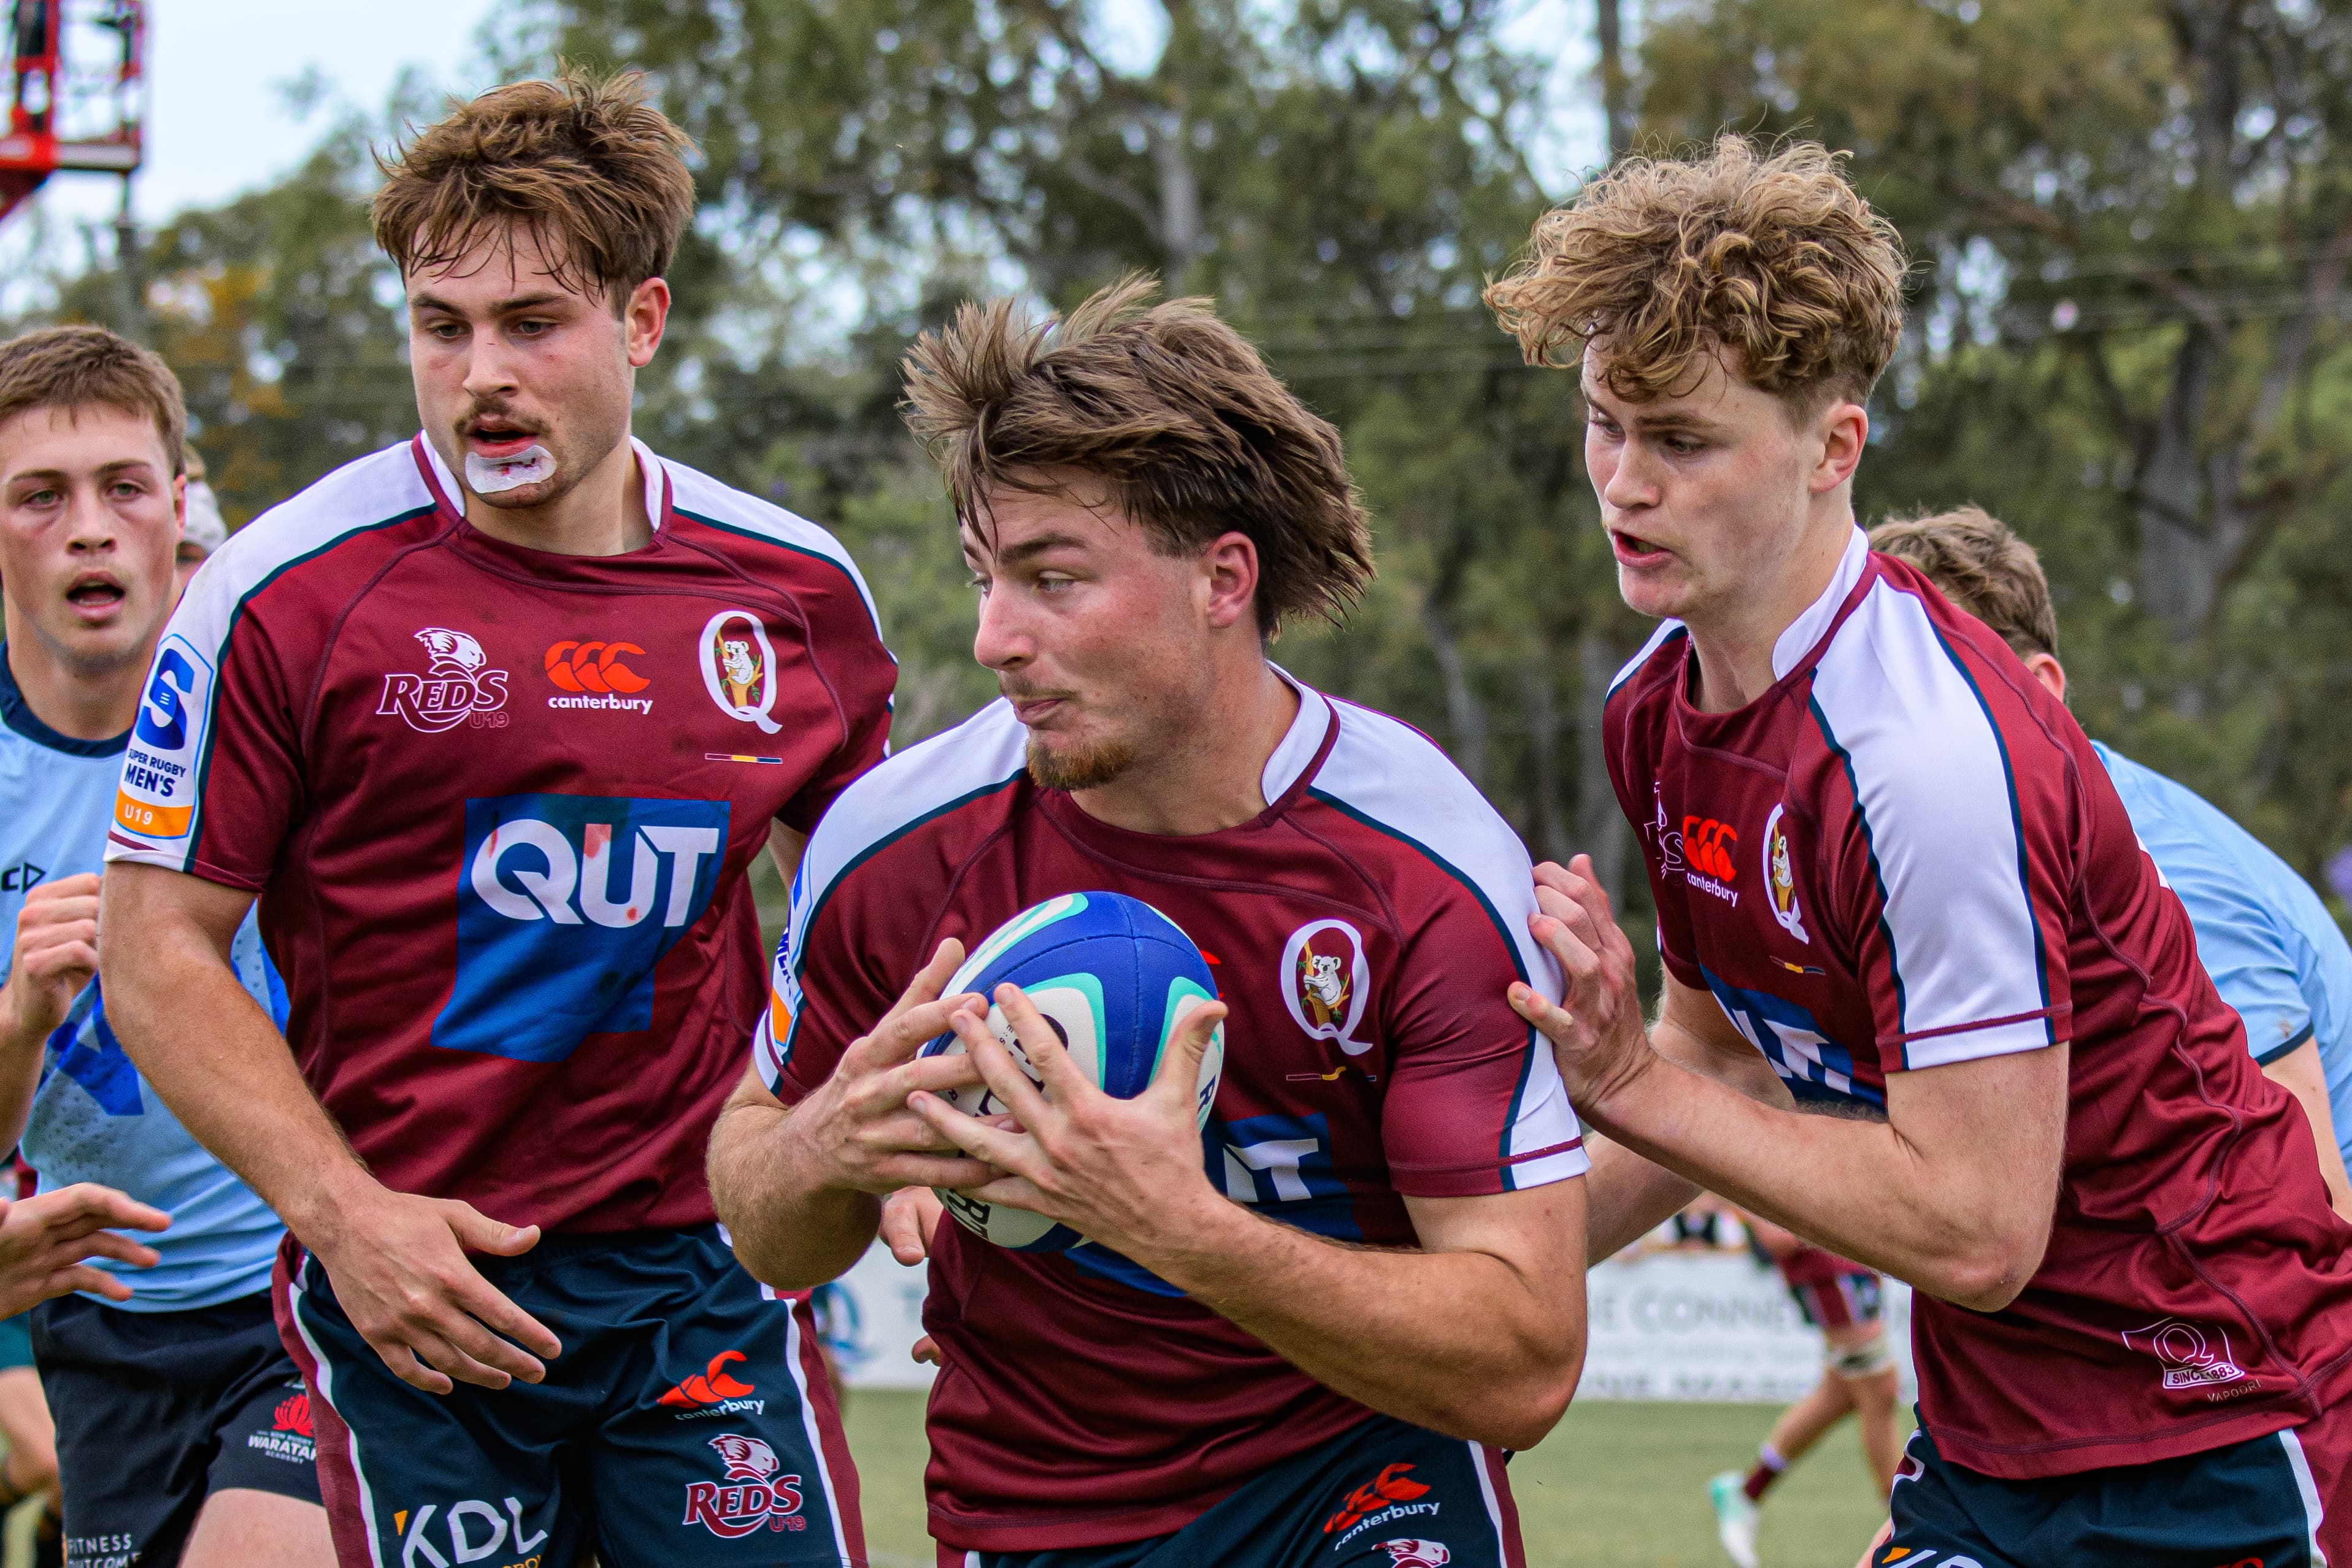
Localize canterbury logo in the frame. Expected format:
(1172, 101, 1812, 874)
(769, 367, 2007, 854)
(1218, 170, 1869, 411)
(659, 1350, 756, 1409)
(545, 640, 650, 695)
(1682, 816, 1739, 881)
(1323, 1462, 1432, 1534)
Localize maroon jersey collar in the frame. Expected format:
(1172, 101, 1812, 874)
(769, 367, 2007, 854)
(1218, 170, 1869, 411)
(1670, 526, 1878, 737)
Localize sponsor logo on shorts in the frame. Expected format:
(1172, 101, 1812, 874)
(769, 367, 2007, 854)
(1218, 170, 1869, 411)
(543, 639, 653, 715)
(699, 609, 782, 734)
(681, 1435, 807, 1538)
(391, 1499, 548, 1568)
(64, 1534, 139, 1568)
(1380, 1542, 1452, 1567)
(2120, 1316, 2249, 1392)
(378, 628, 510, 734)
(1282, 920, 1374, 1056)
(1324, 1462, 1439, 1550)
(245, 1389, 317, 1464)
(659, 1350, 767, 1420)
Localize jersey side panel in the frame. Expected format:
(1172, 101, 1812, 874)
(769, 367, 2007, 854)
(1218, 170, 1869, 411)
(107, 442, 440, 884)
(1308, 701, 1586, 1194)
(1806, 578, 2070, 1067)
(755, 702, 1029, 1101)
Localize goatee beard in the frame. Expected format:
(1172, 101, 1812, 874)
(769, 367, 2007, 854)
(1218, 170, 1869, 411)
(1027, 734, 1137, 792)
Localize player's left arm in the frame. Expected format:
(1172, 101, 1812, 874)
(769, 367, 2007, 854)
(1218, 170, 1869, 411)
(1517, 856, 2068, 1313)
(910, 988, 1589, 1452)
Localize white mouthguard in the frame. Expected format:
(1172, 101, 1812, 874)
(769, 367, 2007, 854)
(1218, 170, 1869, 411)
(465, 445, 556, 494)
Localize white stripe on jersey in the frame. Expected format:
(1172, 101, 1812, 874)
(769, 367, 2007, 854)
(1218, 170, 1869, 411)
(753, 701, 1029, 1092)
(1809, 577, 2055, 1067)
(1608, 618, 1686, 697)
(1771, 527, 1869, 681)
(1313, 699, 1588, 1185)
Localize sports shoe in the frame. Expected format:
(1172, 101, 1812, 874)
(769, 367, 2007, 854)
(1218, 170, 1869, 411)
(1708, 1470, 1761, 1568)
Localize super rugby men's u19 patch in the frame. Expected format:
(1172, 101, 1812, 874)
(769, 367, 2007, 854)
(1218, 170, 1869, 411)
(438, 793, 731, 1063)
(113, 634, 214, 845)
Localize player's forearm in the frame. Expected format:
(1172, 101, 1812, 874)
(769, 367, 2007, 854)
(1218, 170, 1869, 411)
(707, 1097, 881, 1290)
(1580, 1137, 1699, 1262)
(1580, 1016, 1787, 1260)
(1133, 1188, 1586, 1451)
(0, 990, 53, 1149)
(2264, 1037, 2352, 1220)
(1583, 1059, 2040, 1309)
(98, 894, 364, 1242)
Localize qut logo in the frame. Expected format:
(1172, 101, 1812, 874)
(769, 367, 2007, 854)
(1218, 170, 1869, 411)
(436, 794, 731, 1063)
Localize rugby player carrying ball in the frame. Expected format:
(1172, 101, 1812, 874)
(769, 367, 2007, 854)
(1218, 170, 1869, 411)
(1492, 137, 2352, 1564)
(712, 280, 1590, 1567)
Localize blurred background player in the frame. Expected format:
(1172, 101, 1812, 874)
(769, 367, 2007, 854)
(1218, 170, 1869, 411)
(96, 72, 893, 1568)
(1874, 506, 2352, 1217)
(174, 448, 226, 593)
(0, 325, 322, 1568)
(712, 280, 1590, 1567)
(1490, 137, 2352, 1566)
(1707, 1212, 1899, 1568)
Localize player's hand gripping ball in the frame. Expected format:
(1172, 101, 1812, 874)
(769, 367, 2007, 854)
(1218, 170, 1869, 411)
(917, 892, 1224, 1251)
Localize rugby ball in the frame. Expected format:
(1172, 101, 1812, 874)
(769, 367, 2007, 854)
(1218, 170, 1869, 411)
(918, 891, 1224, 1251)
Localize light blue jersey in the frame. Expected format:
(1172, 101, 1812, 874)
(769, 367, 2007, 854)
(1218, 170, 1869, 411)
(0, 647, 286, 1310)
(2097, 741, 2352, 1172)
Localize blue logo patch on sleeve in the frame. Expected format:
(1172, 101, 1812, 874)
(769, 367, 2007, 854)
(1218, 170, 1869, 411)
(437, 793, 732, 1063)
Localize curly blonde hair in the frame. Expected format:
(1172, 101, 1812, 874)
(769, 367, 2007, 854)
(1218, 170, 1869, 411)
(1486, 137, 1907, 409)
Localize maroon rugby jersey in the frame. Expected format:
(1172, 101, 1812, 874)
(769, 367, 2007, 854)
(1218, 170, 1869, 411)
(1607, 527, 2352, 1478)
(105, 435, 894, 1233)
(755, 680, 1587, 1551)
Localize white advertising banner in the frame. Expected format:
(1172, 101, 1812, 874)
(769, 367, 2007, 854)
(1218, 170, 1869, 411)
(826, 1242, 1913, 1403)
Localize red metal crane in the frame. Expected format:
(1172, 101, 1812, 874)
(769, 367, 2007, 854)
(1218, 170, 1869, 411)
(0, 0, 144, 225)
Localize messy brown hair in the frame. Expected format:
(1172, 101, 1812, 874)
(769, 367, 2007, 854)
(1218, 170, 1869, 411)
(372, 68, 697, 305)
(900, 276, 1375, 637)
(1870, 505, 2058, 658)
(0, 325, 186, 476)
(1486, 136, 1907, 410)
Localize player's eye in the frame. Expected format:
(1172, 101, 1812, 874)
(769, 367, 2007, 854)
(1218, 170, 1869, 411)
(1036, 574, 1075, 594)
(966, 574, 991, 596)
(109, 481, 144, 500)
(512, 318, 552, 337)
(1664, 435, 1704, 456)
(425, 321, 465, 341)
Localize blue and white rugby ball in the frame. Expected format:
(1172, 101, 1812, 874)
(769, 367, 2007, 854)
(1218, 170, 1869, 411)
(918, 891, 1224, 1251)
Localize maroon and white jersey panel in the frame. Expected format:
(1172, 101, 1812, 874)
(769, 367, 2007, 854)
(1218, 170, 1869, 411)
(1606, 527, 2352, 1478)
(106, 435, 895, 1234)
(758, 680, 1586, 1551)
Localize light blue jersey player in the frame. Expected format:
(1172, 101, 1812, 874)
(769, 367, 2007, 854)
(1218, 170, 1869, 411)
(1, 659, 290, 1307)
(0, 325, 330, 1568)
(1873, 509, 2352, 1216)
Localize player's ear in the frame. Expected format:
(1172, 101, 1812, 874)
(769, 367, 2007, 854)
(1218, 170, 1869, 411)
(1200, 532, 1259, 634)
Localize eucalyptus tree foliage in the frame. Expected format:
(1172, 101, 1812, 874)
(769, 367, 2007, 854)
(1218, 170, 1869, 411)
(1639, 0, 2352, 651)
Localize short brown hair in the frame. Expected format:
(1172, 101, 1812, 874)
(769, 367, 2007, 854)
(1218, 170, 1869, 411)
(1869, 505, 2058, 658)
(0, 325, 186, 476)
(372, 68, 697, 304)
(1486, 137, 1907, 409)
(899, 277, 1375, 637)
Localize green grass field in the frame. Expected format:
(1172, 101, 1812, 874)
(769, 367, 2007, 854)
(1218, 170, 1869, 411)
(842, 1393, 1905, 1568)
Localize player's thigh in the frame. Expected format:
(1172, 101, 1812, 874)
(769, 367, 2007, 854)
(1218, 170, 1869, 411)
(32, 1297, 223, 1568)
(281, 1251, 593, 1568)
(0, 1361, 55, 1479)
(582, 1248, 859, 1568)
(1140, 1413, 1523, 1568)
(181, 1491, 333, 1568)
(1885, 1423, 2328, 1568)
